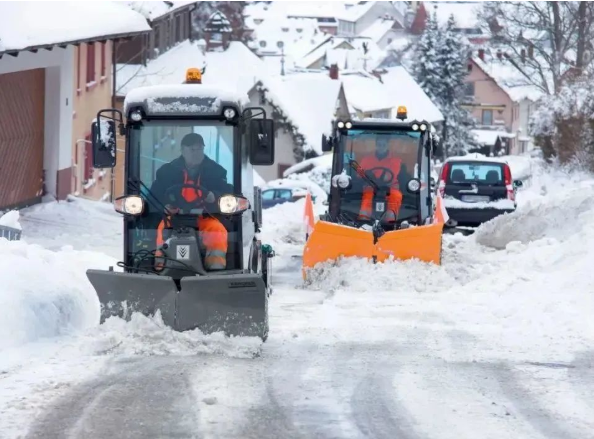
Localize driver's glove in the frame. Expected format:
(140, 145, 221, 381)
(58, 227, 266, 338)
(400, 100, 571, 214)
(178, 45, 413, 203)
(205, 191, 215, 203)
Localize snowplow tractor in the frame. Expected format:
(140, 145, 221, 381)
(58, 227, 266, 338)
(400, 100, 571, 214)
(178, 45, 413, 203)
(87, 72, 276, 341)
(303, 115, 447, 277)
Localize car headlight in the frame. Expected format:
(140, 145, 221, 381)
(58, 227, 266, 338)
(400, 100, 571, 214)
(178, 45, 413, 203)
(219, 195, 250, 214)
(407, 179, 421, 193)
(114, 195, 144, 216)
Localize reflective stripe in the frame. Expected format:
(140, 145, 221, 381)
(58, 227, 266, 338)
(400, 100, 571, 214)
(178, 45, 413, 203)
(206, 249, 227, 258)
(205, 256, 226, 269)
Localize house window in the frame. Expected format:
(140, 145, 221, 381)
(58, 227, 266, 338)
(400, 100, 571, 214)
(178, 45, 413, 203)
(259, 40, 267, 47)
(296, 28, 303, 33)
(176, 15, 182, 41)
(76, 46, 81, 93)
(464, 82, 475, 98)
(482, 109, 493, 125)
(211, 32, 223, 42)
(100, 42, 106, 78)
(281, 27, 289, 32)
(86, 43, 95, 84)
(468, 63, 473, 72)
(387, 38, 393, 44)
(277, 41, 284, 48)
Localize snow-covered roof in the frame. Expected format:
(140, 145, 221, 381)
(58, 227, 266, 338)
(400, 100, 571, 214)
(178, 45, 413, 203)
(339, 1, 376, 22)
(341, 67, 443, 122)
(360, 19, 397, 43)
(425, 1, 483, 29)
(0, 1, 150, 54)
(470, 129, 510, 146)
(205, 11, 233, 33)
(252, 17, 325, 58)
(378, 66, 443, 122)
(472, 56, 544, 102)
(283, 154, 333, 177)
(297, 36, 384, 71)
(117, 40, 266, 98)
(125, 1, 196, 21)
(258, 72, 344, 155)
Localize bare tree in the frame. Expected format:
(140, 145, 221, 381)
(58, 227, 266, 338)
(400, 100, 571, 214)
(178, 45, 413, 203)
(481, 2, 594, 94)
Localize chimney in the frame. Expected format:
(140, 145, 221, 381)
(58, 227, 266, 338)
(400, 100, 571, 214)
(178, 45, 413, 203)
(329, 63, 339, 80)
(478, 49, 485, 61)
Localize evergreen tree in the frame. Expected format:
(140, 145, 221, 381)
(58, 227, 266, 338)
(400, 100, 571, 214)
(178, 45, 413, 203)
(414, 14, 478, 158)
(438, 15, 478, 156)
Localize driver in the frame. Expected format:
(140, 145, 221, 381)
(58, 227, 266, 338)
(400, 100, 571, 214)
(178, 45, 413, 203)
(150, 133, 230, 270)
(358, 136, 403, 222)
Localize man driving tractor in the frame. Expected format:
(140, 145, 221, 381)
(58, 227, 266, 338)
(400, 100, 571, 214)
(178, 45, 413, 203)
(150, 132, 231, 270)
(357, 135, 404, 223)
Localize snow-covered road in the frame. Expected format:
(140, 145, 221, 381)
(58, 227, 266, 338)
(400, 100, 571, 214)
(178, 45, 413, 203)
(1, 162, 593, 438)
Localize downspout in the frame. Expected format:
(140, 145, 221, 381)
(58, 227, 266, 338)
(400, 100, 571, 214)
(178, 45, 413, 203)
(110, 38, 117, 203)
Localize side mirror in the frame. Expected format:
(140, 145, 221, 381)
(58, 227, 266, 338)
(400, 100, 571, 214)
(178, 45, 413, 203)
(249, 119, 275, 165)
(91, 110, 121, 169)
(322, 134, 333, 152)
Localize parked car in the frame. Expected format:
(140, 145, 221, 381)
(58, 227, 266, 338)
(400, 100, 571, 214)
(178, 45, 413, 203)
(261, 179, 326, 209)
(437, 155, 523, 227)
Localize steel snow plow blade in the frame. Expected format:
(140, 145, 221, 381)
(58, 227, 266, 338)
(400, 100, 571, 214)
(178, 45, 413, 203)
(87, 270, 269, 340)
(302, 221, 443, 275)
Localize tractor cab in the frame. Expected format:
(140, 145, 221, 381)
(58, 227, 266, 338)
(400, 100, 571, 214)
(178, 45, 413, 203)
(86, 69, 276, 340)
(302, 108, 445, 274)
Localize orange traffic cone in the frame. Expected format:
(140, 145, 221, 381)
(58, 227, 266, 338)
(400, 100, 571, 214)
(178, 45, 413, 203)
(303, 191, 315, 240)
(434, 192, 449, 224)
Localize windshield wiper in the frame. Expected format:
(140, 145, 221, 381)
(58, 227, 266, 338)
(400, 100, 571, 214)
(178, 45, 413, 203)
(128, 178, 168, 214)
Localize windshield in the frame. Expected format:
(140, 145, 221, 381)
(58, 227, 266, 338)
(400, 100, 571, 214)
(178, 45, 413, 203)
(125, 121, 239, 271)
(337, 129, 422, 223)
(448, 162, 505, 186)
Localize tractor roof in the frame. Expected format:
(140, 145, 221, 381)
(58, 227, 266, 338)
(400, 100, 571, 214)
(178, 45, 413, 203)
(124, 84, 248, 118)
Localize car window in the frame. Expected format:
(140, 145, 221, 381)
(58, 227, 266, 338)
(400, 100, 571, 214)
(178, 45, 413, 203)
(277, 189, 292, 200)
(262, 190, 275, 200)
(448, 162, 504, 185)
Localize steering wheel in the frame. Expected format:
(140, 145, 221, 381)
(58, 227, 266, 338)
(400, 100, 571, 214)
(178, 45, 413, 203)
(163, 184, 208, 212)
(365, 166, 396, 186)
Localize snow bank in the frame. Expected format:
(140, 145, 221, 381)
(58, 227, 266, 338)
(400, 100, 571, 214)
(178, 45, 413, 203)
(444, 197, 515, 210)
(85, 313, 262, 359)
(0, 240, 116, 350)
(475, 166, 594, 249)
(0, 210, 21, 230)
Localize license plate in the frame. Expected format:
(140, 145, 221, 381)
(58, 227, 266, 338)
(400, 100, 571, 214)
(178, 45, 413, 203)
(461, 195, 490, 203)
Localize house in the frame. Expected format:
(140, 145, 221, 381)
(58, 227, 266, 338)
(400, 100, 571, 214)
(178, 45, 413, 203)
(116, 1, 196, 65)
(416, 2, 488, 45)
(339, 66, 443, 123)
(337, 1, 407, 46)
(0, 2, 149, 210)
(249, 68, 350, 181)
(463, 50, 542, 154)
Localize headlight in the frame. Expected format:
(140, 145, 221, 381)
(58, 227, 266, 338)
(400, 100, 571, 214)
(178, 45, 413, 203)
(337, 121, 345, 129)
(345, 121, 353, 129)
(219, 195, 250, 214)
(223, 108, 237, 120)
(420, 123, 427, 131)
(114, 195, 144, 216)
(412, 123, 419, 131)
(130, 111, 142, 122)
(407, 179, 421, 193)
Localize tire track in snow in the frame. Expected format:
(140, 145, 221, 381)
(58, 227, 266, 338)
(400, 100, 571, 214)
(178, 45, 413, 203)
(26, 357, 201, 439)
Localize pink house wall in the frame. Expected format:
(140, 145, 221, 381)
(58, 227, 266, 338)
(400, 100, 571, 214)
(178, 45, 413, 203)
(463, 59, 514, 130)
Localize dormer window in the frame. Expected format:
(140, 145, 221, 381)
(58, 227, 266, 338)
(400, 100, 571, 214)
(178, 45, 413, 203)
(260, 40, 267, 48)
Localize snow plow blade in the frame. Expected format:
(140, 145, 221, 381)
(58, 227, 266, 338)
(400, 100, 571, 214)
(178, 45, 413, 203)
(302, 221, 443, 275)
(87, 270, 269, 340)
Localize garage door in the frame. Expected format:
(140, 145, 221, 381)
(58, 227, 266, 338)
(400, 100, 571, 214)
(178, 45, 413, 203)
(0, 69, 45, 209)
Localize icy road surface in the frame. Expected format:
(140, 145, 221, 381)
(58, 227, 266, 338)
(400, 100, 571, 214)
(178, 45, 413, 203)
(1, 163, 593, 439)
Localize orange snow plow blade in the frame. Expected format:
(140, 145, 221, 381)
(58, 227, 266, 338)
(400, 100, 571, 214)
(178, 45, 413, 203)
(302, 221, 443, 278)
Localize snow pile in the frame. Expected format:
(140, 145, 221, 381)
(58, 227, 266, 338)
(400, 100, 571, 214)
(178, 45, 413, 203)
(86, 313, 262, 359)
(475, 167, 594, 249)
(261, 198, 309, 250)
(0, 210, 21, 230)
(444, 197, 515, 210)
(0, 2, 150, 53)
(0, 240, 116, 350)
